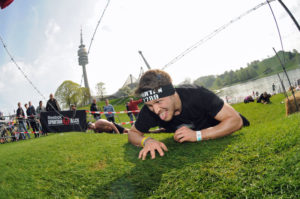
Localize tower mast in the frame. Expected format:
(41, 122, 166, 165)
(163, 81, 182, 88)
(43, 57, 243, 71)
(78, 28, 90, 92)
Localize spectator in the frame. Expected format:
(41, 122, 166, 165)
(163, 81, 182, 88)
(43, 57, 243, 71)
(103, 99, 115, 123)
(70, 104, 77, 111)
(0, 110, 4, 120)
(128, 98, 143, 120)
(36, 101, 46, 136)
(46, 93, 61, 112)
(28, 101, 39, 138)
(257, 92, 271, 104)
(16, 102, 27, 140)
(244, 95, 254, 103)
(90, 99, 101, 120)
(272, 83, 276, 94)
(126, 102, 134, 126)
(24, 103, 31, 139)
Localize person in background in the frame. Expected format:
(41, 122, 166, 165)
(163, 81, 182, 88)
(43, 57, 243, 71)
(87, 119, 127, 134)
(36, 100, 46, 136)
(103, 99, 115, 123)
(46, 93, 61, 112)
(272, 83, 276, 95)
(24, 103, 31, 139)
(70, 104, 77, 111)
(0, 110, 4, 120)
(257, 92, 271, 104)
(16, 102, 27, 140)
(90, 99, 101, 120)
(128, 98, 143, 120)
(28, 101, 39, 138)
(126, 102, 134, 126)
(244, 95, 254, 103)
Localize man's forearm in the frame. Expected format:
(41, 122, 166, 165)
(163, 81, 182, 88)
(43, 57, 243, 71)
(202, 116, 243, 140)
(128, 130, 145, 147)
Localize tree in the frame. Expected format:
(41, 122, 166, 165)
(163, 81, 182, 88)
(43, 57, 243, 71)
(55, 80, 82, 109)
(95, 82, 106, 100)
(80, 87, 92, 106)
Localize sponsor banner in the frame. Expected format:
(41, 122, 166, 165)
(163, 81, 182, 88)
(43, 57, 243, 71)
(40, 110, 86, 133)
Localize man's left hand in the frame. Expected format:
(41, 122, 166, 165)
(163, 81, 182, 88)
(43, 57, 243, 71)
(174, 126, 197, 143)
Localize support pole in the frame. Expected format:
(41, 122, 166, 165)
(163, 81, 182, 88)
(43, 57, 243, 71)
(277, 0, 300, 32)
(273, 48, 299, 112)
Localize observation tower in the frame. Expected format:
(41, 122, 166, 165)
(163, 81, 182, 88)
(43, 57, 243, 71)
(77, 29, 90, 91)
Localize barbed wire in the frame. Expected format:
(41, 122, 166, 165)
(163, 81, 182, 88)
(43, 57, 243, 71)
(0, 35, 47, 101)
(161, 0, 276, 70)
(87, 0, 110, 55)
(0, 35, 75, 123)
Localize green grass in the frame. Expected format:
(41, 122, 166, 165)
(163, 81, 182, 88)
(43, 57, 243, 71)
(1, 94, 300, 198)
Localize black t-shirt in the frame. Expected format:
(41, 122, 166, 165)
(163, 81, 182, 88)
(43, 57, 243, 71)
(135, 85, 249, 133)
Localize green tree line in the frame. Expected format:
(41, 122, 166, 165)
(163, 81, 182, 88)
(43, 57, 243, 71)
(193, 50, 300, 89)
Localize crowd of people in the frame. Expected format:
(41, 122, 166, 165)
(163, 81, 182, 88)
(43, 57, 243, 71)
(0, 93, 61, 143)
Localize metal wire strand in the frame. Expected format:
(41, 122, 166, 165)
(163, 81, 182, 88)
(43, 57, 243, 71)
(161, 0, 276, 70)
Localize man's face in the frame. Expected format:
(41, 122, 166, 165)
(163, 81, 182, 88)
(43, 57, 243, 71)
(263, 92, 267, 97)
(29, 102, 32, 106)
(39, 102, 42, 107)
(105, 100, 109, 105)
(145, 95, 176, 122)
(88, 123, 96, 130)
(93, 99, 96, 104)
(50, 94, 54, 100)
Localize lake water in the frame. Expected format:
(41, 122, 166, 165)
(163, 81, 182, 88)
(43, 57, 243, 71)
(217, 67, 300, 103)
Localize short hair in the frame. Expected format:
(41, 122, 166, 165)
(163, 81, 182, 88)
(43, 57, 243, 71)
(135, 69, 172, 95)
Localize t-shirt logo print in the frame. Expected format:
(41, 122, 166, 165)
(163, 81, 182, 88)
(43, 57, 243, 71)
(62, 117, 70, 125)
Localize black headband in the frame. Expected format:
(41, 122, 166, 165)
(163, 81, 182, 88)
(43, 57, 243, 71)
(141, 84, 175, 102)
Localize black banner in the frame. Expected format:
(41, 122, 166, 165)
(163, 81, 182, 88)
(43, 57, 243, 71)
(40, 110, 87, 133)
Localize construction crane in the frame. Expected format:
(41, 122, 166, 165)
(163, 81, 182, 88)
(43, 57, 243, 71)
(138, 50, 151, 70)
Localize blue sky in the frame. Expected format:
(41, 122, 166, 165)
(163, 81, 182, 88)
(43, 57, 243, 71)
(0, 0, 300, 115)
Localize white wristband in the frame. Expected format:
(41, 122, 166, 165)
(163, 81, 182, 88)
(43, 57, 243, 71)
(196, 131, 202, 141)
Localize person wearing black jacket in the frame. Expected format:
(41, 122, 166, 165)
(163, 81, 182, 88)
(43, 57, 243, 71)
(27, 101, 39, 138)
(257, 92, 271, 104)
(16, 102, 27, 140)
(46, 93, 61, 112)
(90, 99, 101, 120)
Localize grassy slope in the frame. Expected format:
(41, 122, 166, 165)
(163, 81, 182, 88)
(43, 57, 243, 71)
(0, 94, 300, 198)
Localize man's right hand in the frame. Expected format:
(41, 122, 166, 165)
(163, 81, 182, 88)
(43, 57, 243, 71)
(138, 139, 168, 160)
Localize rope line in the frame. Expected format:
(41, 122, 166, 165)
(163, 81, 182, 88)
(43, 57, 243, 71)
(161, 0, 276, 70)
(86, 110, 139, 114)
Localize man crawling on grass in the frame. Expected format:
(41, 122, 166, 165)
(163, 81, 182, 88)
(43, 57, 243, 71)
(128, 69, 250, 160)
(87, 119, 165, 134)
